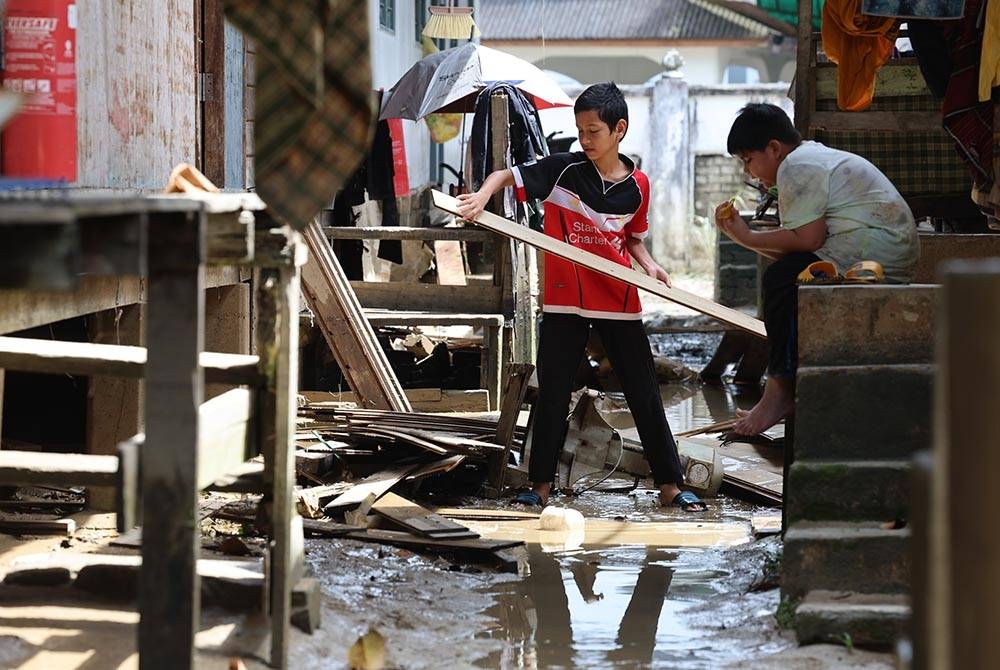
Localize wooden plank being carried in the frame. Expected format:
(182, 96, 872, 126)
(432, 190, 766, 339)
(300, 220, 411, 411)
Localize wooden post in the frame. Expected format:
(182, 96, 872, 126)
(0, 368, 5, 446)
(488, 363, 534, 496)
(87, 304, 144, 510)
(139, 209, 205, 670)
(204, 283, 251, 400)
(256, 226, 304, 669)
(937, 259, 1000, 670)
(488, 93, 516, 387)
(794, 0, 814, 137)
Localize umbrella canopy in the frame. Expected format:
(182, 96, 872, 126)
(380, 43, 573, 120)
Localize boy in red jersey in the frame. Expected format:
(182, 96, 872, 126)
(456, 82, 704, 512)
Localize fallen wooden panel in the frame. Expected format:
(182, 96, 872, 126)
(434, 240, 467, 285)
(405, 454, 468, 481)
(346, 527, 522, 552)
(300, 220, 411, 412)
(322, 462, 422, 513)
(433, 507, 541, 521)
(371, 493, 478, 539)
(460, 518, 749, 548)
(299, 388, 490, 413)
(432, 190, 766, 339)
(0, 516, 75, 536)
(0, 450, 119, 487)
(0, 335, 260, 385)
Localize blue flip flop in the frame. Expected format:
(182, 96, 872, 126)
(512, 490, 544, 506)
(670, 490, 707, 512)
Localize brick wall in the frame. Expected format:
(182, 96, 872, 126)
(694, 154, 760, 308)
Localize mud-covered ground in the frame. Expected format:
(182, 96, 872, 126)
(296, 492, 894, 669)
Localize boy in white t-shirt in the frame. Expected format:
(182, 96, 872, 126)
(714, 103, 919, 436)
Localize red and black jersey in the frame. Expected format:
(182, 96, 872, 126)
(512, 151, 650, 319)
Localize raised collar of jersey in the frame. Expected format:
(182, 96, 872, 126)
(589, 153, 636, 193)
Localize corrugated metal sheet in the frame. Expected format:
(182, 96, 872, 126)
(476, 0, 776, 41)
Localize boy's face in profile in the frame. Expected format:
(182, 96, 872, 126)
(738, 139, 782, 188)
(575, 110, 626, 164)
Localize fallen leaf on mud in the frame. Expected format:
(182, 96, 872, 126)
(348, 628, 386, 670)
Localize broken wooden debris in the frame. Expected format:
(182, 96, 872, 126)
(371, 493, 479, 540)
(0, 515, 75, 536)
(345, 528, 524, 571)
(301, 220, 412, 411)
(322, 462, 423, 513)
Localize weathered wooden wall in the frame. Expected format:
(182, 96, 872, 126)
(77, 1, 197, 188)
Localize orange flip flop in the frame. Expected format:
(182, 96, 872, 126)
(797, 260, 840, 284)
(844, 260, 885, 283)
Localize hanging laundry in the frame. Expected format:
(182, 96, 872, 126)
(861, 0, 965, 17)
(224, 1, 374, 230)
(908, 20, 952, 98)
(979, 0, 1000, 102)
(822, 0, 899, 111)
(942, 0, 993, 187)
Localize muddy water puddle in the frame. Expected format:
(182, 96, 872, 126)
(469, 381, 785, 669)
(473, 532, 787, 669)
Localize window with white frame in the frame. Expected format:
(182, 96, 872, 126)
(380, 0, 396, 32)
(415, 0, 427, 42)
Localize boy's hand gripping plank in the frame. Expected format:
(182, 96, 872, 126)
(432, 190, 766, 340)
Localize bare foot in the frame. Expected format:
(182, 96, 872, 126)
(733, 376, 794, 436)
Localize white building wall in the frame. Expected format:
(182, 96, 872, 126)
(369, 0, 432, 192)
(485, 43, 727, 86)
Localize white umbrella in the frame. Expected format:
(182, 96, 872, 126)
(379, 43, 573, 120)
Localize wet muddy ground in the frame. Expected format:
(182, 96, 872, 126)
(0, 294, 896, 669)
(296, 370, 893, 669)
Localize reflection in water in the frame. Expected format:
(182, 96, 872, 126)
(594, 382, 760, 436)
(478, 545, 693, 669)
(474, 381, 777, 668)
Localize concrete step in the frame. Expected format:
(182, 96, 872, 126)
(795, 364, 933, 460)
(798, 285, 936, 366)
(782, 522, 909, 600)
(786, 459, 910, 523)
(795, 590, 910, 648)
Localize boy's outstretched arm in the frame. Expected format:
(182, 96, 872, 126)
(455, 169, 515, 221)
(713, 200, 827, 260)
(626, 237, 672, 287)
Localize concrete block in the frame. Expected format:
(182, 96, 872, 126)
(795, 591, 909, 647)
(782, 523, 910, 600)
(786, 460, 910, 523)
(798, 285, 937, 366)
(914, 233, 1000, 283)
(794, 365, 933, 460)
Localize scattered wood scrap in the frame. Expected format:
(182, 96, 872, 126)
(371, 493, 479, 540)
(345, 528, 525, 572)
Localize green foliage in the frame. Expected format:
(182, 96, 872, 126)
(775, 597, 798, 629)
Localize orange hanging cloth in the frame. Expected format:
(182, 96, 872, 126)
(822, 0, 899, 111)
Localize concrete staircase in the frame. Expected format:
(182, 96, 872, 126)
(782, 284, 937, 648)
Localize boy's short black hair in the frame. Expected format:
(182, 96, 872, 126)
(575, 82, 628, 136)
(726, 103, 802, 155)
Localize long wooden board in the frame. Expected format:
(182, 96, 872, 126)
(301, 220, 411, 411)
(371, 493, 479, 539)
(432, 190, 766, 339)
(0, 335, 260, 385)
